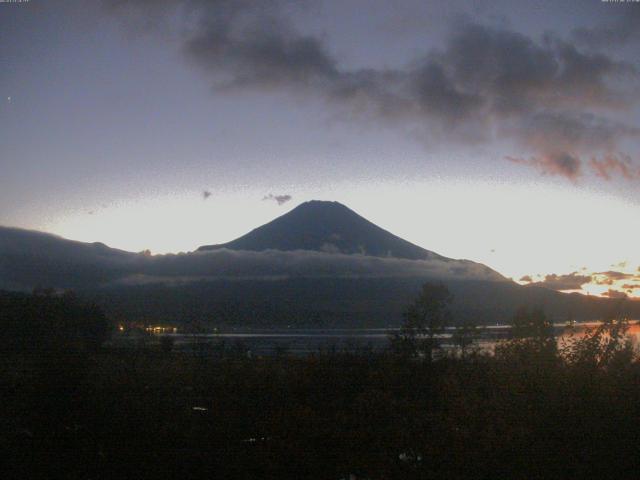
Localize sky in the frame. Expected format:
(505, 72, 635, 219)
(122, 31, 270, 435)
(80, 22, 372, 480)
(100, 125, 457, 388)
(1, 0, 640, 297)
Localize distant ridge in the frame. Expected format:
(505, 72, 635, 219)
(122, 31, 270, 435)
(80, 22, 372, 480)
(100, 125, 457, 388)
(2, 214, 639, 326)
(198, 200, 445, 260)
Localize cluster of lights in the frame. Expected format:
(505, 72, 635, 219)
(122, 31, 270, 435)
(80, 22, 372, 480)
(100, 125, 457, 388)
(145, 325, 178, 334)
(116, 324, 178, 334)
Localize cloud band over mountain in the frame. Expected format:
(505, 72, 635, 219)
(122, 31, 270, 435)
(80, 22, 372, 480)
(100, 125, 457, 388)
(0, 226, 504, 291)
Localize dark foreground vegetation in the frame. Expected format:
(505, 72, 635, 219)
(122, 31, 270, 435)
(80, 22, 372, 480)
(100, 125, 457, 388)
(2, 289, 640, 479)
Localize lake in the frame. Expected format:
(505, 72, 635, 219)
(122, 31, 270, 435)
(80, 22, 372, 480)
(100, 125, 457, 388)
(136, 321, 640, 356)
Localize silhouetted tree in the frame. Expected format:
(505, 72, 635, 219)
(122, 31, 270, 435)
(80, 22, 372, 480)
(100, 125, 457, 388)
(0, 290, 109, 352)
(495, 306, 557, 366)
(561, 313, 632, 370)
(452, 318, 480, 357)
(510, 306, 554, 342)
(390, 282, 452, 360)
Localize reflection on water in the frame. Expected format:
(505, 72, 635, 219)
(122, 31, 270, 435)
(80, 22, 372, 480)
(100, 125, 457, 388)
(143, 321, 640, 356)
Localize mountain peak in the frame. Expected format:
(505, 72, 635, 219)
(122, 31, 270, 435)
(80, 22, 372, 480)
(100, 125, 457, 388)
(198, 200, 443, 260)
(296, 200, 348, 208)
(289, 200, 353, 216)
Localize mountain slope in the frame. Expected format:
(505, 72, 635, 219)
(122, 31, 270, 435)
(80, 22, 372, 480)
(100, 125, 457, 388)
(198, 200, 446, 260)
(0, 226, 136, 290)
(2, 204, 638, 326)
(0, 222, 504, 289)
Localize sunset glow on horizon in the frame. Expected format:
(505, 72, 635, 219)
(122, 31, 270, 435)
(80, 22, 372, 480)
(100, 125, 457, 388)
(2, 0, 640, 300)
(30, 178, 640, 299)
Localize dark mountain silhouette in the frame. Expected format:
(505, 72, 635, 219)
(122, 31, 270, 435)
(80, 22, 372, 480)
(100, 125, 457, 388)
(92, 277, 639, 327)
(1, 202, 639, 326)
(0, 223, 503, 290)
(0, 226, 135, 290)
(198, 200, 447, 260)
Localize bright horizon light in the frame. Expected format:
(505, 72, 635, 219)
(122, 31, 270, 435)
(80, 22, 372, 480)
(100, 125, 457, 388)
(39, 178, 640, 299)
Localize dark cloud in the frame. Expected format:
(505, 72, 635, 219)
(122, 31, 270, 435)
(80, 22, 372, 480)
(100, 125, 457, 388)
(104, 1, 640, 180)
(104, 0, 339, 93)
(595, 271, 635, 281)
(507, 153, 581, 180)
(572, 7, 640, 48)
(409, 61, 482, 124)
(592, 271, 640, 287)
(263, 193, 292, 205)
(519, 275, 533, 283)
(130, 249, 501, 284)
(602, 289, 628, 299)
(593, 272, 640, 293)
(533, 272, 592, 291)
(506, 112, 640, 180)
(439, 24, 631, 114)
